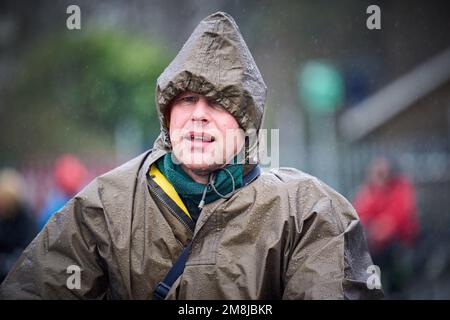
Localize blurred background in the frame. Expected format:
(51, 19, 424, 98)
(1, 0, 450, 299)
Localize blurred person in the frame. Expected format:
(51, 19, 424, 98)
(38, 154, 87, 229)
(0, 169, 38, 282)
(353, 155, 420, 295)
(0, 12, 382, 300)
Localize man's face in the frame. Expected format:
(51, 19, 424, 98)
(368, 157, 391, 187)
(169, 92, 244, 173)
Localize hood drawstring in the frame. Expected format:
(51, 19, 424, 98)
(198, 168, 236, 210)
(198, 183, 208, 210)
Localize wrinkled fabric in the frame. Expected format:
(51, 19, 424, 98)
(0, 11, 382, 300)
(0, 150, 383, 299)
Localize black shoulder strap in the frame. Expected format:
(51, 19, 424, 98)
(243, 164, 261, 186)
(152, 242, 192, 300)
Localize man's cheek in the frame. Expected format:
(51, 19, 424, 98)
(210, 139, 224, 165)
(172, 141, 191, 165)
(224, 129, 244, 156)
(170, 128, 185, 145)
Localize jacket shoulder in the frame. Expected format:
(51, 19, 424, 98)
(260, 167, 333, 196)
(265, 167, 318, 183)
(97, 150, 153, 184)
(262, 167, 347, 199)
(73, 150, 154, 209)
(259, 167, 360, 229)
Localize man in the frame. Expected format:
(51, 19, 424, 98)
(0, 169, 38, 282)
(0, 12, 382, 299)
(353, 155, 419, 295)
(354, 156, 419, 253)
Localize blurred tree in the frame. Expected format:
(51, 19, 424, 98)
(0, 30, 170, 166)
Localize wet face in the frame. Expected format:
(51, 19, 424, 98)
(168, 92, 244, 178)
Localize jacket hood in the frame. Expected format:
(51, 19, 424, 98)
(153, 11, 267, 154)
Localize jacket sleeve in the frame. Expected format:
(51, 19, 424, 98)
(0, 181, 108, 299)
(282, 191, 384, 300)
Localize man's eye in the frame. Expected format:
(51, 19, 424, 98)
(180, 96, 197, 103)
(209, 100, 223, 110)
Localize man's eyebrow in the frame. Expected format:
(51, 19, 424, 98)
(207, 97, 223, 105)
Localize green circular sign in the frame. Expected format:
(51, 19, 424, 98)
(298, 61, 344, 114)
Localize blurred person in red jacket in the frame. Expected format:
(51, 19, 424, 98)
(38, 154, 87, 229)
(353, 155, 420, 296)
(354, 156, 419, 253)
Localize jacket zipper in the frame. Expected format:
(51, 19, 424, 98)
(147, 181, 195, 235)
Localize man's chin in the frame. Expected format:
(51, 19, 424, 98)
(182, 162, 223, 176)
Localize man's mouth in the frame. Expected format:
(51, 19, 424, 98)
(186, 132, 216, 143)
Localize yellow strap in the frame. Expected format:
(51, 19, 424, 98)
(149, 164, 191, 220)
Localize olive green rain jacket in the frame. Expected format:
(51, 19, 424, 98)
(0, 12, 383, 300)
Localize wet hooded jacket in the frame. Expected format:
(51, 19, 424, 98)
(0, 12, 383, 300)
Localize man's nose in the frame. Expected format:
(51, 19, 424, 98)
(191, 98, 211, 123)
